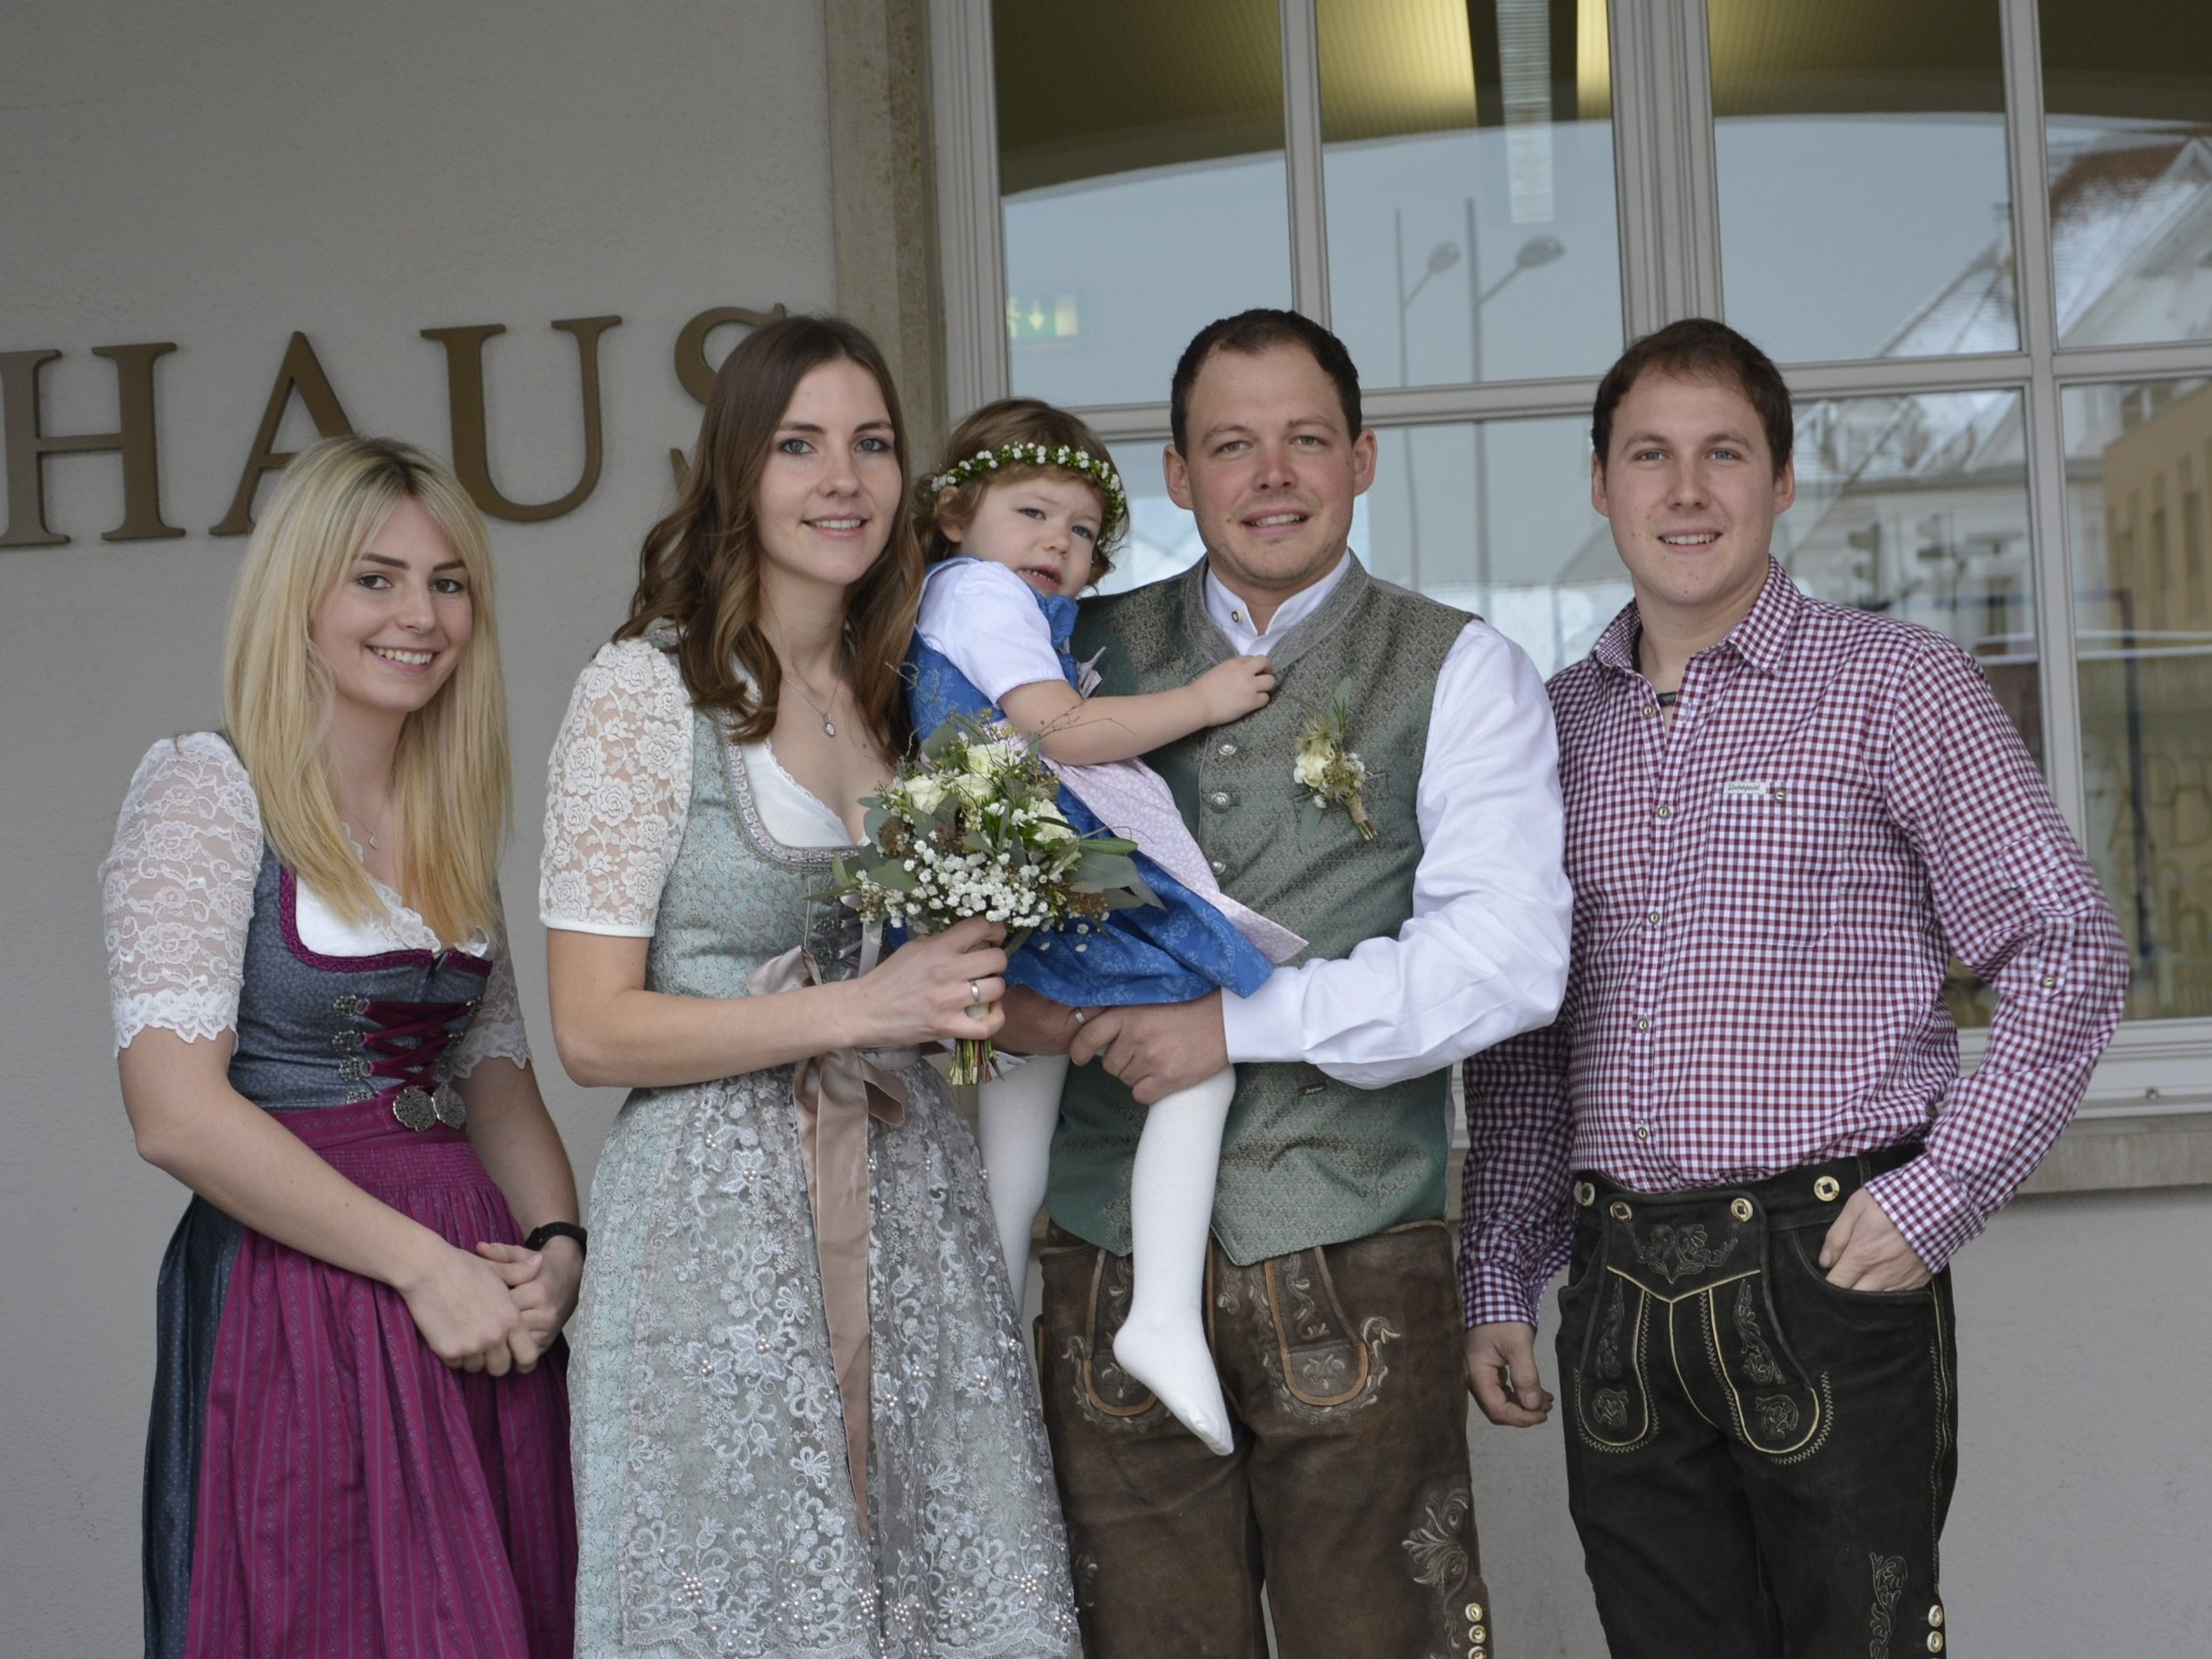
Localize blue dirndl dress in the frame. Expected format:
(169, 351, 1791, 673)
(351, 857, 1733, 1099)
(906, 572, 1280, 1009)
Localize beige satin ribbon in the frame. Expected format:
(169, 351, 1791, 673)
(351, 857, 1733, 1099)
(747, 944, 913, 1535)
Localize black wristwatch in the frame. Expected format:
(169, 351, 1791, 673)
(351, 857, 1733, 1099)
(523, 1221, 588, 1261)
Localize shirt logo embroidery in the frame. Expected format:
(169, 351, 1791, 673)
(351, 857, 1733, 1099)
(1720, 780, 1773, 801)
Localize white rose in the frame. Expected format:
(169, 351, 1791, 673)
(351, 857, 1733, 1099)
(1030, 814, 1077, 845)
(964, 739, 1022, 777)
(905, 775, 948, 815)
(1294, 751, 1328, 790)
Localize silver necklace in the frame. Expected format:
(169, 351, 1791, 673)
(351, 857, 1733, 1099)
(783, 668, 842, 738)
(340, 797, 391, 853)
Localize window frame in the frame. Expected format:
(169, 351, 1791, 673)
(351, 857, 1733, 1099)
(929, 0, 2212, 1124)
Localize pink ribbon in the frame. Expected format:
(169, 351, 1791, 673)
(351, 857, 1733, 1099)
(746, 944, 913, 1533)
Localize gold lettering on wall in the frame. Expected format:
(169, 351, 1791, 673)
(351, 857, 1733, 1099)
(668, 303, 788, 487)
(211, 332, 356, 535)
(0, 343, 182, 547)
(1, 301, 787, 545)
(422, 316, 622, 522)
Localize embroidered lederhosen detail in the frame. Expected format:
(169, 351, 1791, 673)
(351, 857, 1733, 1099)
(1070, 1247, 1158, 1422)
(1569, 1185, 1832, 1460)
(1262, 1243, 1400, 1412)
(1569, 1257, 1657, 1453)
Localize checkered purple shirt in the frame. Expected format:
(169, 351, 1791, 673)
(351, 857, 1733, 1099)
(1460, 560, 2128, 1328)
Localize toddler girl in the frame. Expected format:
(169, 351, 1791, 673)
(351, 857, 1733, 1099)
(907, 397, 1303, 1456)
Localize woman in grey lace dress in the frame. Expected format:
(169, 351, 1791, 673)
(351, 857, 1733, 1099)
(541, 315, 1079, 1659)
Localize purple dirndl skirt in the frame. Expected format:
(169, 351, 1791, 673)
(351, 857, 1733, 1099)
(165, 1098, 575, 1658)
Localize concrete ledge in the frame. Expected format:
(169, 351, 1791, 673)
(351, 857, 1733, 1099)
(2019, 1110, 2212, 1196)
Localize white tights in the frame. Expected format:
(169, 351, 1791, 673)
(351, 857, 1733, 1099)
(976, 1056, 1236, 1455)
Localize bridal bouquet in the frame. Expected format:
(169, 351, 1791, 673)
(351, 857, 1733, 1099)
(827, 715, 1159, 1083)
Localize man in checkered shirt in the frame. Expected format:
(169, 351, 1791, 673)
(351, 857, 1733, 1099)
(1460, 318, 2128, 1656)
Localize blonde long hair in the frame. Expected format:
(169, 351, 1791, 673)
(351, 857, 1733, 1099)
(221, 436, 509, 944)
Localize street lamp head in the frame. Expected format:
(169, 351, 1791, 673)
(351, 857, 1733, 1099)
(1425, 241, 1462, 277)
(1516, 235, 1566, 270)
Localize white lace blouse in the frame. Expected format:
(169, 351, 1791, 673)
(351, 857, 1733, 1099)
(99, 731, 531, 1073)
(538, 639, 850, 936)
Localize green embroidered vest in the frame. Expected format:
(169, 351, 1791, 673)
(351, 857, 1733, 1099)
(1052, 554, 1471, 1263)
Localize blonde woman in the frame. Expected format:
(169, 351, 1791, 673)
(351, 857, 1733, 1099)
(102, 437, 579, 1659)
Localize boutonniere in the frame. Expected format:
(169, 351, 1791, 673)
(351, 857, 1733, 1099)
(1294, 675, 1377, 845)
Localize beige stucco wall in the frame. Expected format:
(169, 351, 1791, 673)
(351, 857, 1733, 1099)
(0, 4, 835, 1650)
(5, 4, 2208, 1655)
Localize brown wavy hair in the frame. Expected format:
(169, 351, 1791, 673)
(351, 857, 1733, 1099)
(914, 397, 1125, 585)
(617, 314, 920, 754)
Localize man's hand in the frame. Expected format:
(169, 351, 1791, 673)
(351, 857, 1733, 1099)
(1465, 1322, 1553, 1426)
(1818, 1188, 1934, 1292)
(1069, 993, 1227, 1103)
(994, 985, 1082, 1057)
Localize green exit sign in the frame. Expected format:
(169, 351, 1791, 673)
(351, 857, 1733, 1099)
(1006, 293, 1082, 343)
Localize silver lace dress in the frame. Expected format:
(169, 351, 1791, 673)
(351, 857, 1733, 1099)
(543, 641, 1078, 1659)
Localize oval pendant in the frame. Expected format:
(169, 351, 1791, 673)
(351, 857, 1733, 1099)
(823, 718, 837, 737)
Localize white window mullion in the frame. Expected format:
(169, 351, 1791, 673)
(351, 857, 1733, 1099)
(1607, 0, 1722, 336)
(1606, 0, 1667, 337)
(1279, 0, 1331, 325)
(2052, 341, 2212, 384)
(1999, 0, 2088, 836)
(930, 0, 1009, 417)
(1666, 0, 1724, 323)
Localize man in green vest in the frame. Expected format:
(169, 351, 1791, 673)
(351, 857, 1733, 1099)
(999, 308, 1572, 1658)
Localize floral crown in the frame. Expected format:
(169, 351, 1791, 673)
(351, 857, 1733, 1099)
(930, 441, 1127, 539)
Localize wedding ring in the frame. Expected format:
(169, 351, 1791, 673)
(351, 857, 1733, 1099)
(1071, 1008, 1089, 1026)
(967, 979, 980, 1003)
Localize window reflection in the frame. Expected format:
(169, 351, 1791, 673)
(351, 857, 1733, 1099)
(2039, 3, 2212, 349)
(1781, 389, 2040, 767)
(995, 0, 1292, 408)
(1707, 1, 2016, 364)
(1318, 0, 1622, 388)
(2065, 379, 2212, 1021)
(1780, 388, 2040, 1032)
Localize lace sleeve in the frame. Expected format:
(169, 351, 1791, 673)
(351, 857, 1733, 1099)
(539, 638, 692, 936)
(451, 909, 533, 1077)
(101, 733, 263, 1050)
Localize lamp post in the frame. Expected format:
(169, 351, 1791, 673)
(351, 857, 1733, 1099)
(1396, 211, 1565, 599)
(1395, 215, 1461, 588)
(1468, 218, 1565, 605)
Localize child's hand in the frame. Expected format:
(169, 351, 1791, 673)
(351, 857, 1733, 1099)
(1192, 656, 1275, 725)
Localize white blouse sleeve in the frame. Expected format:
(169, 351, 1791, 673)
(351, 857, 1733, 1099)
(915, 560, 1071, 702)
(450, 909, 532, 1077)
(101, 732, 264, 1050)
(539, 638, 693, 936)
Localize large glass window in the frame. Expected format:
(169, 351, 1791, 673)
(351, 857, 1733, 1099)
(1708, 0, 2016, 364)
(2040, 2, 2212, 350)
(1783, 390, 2039, 765)
(995, 0, 1292, 407)
(2065, 378, 2212, 1020)
(1318, 0, 1622, 388)
(949, 0, 2212, 1065)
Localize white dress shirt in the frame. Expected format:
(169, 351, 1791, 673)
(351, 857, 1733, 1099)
(1205, 555, 1573, 1086)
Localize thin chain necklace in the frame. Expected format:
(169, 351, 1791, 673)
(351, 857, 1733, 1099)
(340, 798, 392, 853)
(782, 664, 843, 739)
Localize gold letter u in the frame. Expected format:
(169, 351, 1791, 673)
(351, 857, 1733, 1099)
(421, 315, 621, 522)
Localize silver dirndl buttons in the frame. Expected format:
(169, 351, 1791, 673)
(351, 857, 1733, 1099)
(392, 1088, 438, 1132)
